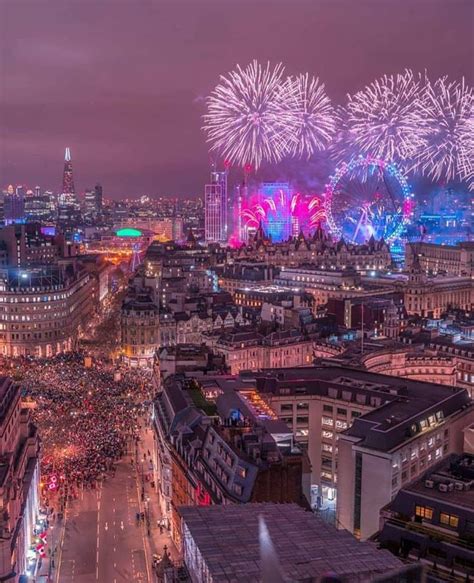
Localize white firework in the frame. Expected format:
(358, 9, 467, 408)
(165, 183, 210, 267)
(281, 73, 338, 159)
(340, 70, 427, 162)
(414, 76, 474, 188)
(203, 60, 294, 169)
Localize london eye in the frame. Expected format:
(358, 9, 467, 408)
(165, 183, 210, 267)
(324, 156, 413, 245)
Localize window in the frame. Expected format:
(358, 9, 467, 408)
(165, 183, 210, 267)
(297, 402, 309, 411)
(296, 429, 309, 438)
(322, 443, 333, 453)
(337, 407, 347, 416)
(322, 417, 334, 427)
(440, 513, 459, 529)
(322, 430, 333, 439)
(237, 467, 247, 479)
(233, 484, 243, 495)
(281, 403, 293, 412)
(296, 416, 308, 424)
(415, 506, 433, 520)
(323, 404, 333, 413)
(352, 411, 361, 418)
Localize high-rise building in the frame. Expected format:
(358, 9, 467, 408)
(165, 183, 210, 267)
(260, 182, 292, 242)
(84, 183, 102, 222)
(4, 185, 25, 225)
(235, 180, 248, 242)
(58, 147, 81, 225)
(205, 169, 227, 243)
(24, 187, 54, 223)
(94, 182, 103, 214)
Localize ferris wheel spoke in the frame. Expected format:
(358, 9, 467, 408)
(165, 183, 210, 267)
(324, 155, 412, 244)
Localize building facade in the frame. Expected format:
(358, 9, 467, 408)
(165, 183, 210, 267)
(153, 375, 308, 546)
(404, 270, 474, 319)
(378, 452, 474, 580)
(249, 365, 474, 537)
(406, 241, 474, 277)
(0, 263, 96, 357)
(337, 377, 473, 540)
(214, 329, 315, 375)
(204, 170, 227, 243)
(0, 377, 41, 581)
(121, 291, 160, 368)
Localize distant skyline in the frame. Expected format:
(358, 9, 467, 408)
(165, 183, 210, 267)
(1, 0, 473, 198)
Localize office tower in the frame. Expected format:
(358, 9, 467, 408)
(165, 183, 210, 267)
(84, 184, 102, 221)
(205, 169, 227, 243)
(260, 182, 292, 242)
(4, 185, 25, 225)
(58, 147, 80, 225)
(235, 180, 248, 242)
(24, 186, 54, 223)
(84, 188, 95, 219)
(94, 183, 103, 214)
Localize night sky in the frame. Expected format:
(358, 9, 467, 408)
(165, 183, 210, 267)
(1, 0, 472, 198)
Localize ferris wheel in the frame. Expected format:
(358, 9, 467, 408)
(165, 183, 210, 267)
(324, 155, 414, 245)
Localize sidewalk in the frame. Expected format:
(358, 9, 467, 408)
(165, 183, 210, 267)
(34, 503, 65, 583)
(135, 422, 179, 579)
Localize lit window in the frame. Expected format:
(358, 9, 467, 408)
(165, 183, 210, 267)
(440, 513, 459, 529)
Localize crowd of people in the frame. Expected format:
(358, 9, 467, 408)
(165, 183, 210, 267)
(1, 352, 153, 490)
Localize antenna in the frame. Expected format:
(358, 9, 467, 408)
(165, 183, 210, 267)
(65, 147, 71, 162)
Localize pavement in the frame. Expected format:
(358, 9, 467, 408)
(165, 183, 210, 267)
(51, 423, 177, 583)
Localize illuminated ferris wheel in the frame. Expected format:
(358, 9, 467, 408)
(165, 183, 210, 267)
(324, 156, 414, 245)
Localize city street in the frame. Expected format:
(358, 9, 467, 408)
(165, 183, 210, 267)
(56, 452, 152, 583)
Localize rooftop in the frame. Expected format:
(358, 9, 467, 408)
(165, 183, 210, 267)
(250, 365, 471, 452)
(179, 503, 402, 582)
(405, 453, 474, 511)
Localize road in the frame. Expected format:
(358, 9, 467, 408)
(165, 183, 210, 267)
(56, 452, 152, 583)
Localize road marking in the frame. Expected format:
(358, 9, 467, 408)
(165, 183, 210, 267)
(54, 501, 69, 583)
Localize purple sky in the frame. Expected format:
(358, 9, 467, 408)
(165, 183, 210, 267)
(1, 0, 472, 198)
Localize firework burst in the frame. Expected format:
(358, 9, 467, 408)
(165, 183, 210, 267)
(308, 195, 326, 226)
(281, 73, 338, 159)
(203, 60, 294, 169)
(414, 76, 474, 188)
(338, 70, 427, 163)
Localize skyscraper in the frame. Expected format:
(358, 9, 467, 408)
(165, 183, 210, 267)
(25, 187, 54, 223)
(84, 183, 103, 222)
(58, 147, 80, 225)
(94, 183, 103, 214)
(62, 147, 75, 195)
(205, 168, 227, 243)
(4, 185, 25, 225)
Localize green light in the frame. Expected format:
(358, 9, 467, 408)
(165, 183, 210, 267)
(116, 228, 142, 237)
